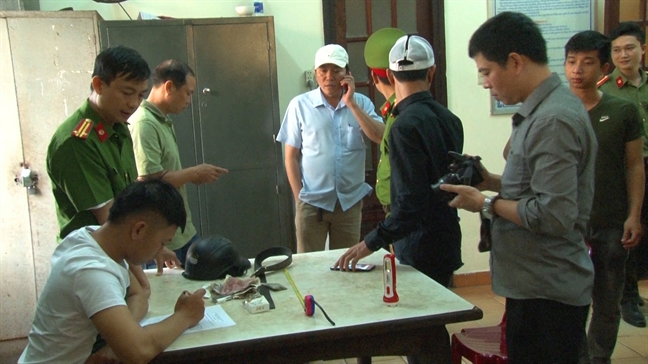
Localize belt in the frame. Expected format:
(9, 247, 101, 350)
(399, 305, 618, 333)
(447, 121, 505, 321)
(251, 246, 293, 309)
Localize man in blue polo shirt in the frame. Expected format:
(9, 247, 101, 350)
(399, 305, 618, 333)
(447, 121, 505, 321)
(277, 44, 384, 253)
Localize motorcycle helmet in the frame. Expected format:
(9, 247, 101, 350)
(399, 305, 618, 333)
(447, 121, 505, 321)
(182, 235, 251, 280)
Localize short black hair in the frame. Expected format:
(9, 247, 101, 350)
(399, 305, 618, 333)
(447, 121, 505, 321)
(469, 11, 548, 66)
(152, 59, 195, 88)
(391, 68, 429, 82)
(108, 179, 186, 232)
(564, 31, 611, 65)
(609, 21, 645, 44)
(92, 45, 150, 86)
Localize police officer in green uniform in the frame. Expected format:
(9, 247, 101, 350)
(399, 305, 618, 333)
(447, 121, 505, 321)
(364, 27, 406, 213)
(47, 46, 150, 241)
(598, 21, 648, 328)
(46, 46, 153, 361)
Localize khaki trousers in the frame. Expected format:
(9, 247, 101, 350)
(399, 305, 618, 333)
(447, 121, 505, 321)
(295, 199, 363, 253)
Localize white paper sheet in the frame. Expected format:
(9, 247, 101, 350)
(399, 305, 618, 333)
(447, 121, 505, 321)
(140, 305, 235, 335)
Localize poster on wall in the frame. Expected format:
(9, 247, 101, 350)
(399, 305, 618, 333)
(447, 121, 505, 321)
(489, 0, 594, 115)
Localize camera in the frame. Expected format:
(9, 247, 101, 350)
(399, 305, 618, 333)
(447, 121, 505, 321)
(431, 151, 484, 201)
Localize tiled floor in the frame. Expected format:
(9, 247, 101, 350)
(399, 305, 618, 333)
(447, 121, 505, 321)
(312, 280, 648, 364)
(2, 281, 646, 364)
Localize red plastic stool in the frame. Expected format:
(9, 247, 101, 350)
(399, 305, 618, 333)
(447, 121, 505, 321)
(451, 312, 508, 364)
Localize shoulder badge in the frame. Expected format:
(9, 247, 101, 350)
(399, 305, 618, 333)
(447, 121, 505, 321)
(94, 122, 109, 143)
(596, 75, 610, 88)
(381, 101, 392, 117)
(71, 118, 94, 140)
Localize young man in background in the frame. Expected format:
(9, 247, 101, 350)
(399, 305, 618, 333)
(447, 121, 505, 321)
(599, 21, 648, 328)
(565, 30, 644, 364)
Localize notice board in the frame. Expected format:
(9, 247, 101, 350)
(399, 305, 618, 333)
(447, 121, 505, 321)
(489, 0, 594, 114)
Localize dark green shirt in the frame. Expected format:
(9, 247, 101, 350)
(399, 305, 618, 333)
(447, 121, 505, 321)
(376, 94, 398, 206)
(588, 93, 644, 228)
(599, 68, 648, 156)
(47, 99, 137, 240)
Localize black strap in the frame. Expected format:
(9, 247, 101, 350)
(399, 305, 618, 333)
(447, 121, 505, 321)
(252, 247, 293, 309)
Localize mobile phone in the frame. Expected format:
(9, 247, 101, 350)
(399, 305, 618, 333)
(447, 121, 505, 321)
(330, 263, 375, 272)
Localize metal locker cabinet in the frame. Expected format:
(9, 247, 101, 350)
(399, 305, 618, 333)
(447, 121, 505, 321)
(100, 17, 293, 259)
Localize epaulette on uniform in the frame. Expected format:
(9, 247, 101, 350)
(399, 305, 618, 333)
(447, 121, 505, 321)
(596, 75, 611, 88)
(71, 119, 93, 140)
(381, 101, 392, 117)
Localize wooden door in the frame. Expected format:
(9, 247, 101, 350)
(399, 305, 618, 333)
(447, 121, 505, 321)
(322, 0, 447, 238)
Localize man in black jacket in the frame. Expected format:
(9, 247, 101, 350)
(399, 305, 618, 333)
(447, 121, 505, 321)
(334, 34, 464, 363)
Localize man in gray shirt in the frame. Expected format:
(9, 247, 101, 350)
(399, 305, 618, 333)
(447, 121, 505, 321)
(442, 12, 596, 364)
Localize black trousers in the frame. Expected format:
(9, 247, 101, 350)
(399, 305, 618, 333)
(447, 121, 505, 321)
(506, 297, 589, 364)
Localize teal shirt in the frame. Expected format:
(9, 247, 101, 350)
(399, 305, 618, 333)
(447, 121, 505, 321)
(47, 99, 137, 241)
(129, 100, 197, 250)
(376, 93, 398, 207)
(599, 68, 648, 156)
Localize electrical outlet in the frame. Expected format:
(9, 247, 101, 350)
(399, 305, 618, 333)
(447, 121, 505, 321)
(304, 70, 315, 89)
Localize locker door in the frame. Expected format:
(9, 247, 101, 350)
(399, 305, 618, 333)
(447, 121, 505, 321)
(192, 22, 285, 258)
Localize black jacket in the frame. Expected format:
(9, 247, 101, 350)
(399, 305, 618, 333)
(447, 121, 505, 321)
(364, 91, 464, 280)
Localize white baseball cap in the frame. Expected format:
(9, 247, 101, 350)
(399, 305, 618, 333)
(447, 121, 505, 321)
(314, 44, 349, 69)
(389, 35, 435, 71)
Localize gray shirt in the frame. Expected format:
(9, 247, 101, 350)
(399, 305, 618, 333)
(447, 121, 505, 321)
(491, 73, 596, 306)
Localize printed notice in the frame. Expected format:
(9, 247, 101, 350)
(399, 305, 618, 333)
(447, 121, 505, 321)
(140, 305, 235, 334)
(490, 0, 593, 114)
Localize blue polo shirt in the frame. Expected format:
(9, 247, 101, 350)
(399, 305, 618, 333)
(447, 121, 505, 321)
(277, 88, 382, 211)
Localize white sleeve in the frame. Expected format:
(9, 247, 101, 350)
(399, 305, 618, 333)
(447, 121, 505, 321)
(74, 268, 129, 318)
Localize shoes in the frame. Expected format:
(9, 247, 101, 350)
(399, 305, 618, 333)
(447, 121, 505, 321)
(621, 301, 647, 328)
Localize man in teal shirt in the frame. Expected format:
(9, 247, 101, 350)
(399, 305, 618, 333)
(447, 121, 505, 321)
(130, 60, 228, 270)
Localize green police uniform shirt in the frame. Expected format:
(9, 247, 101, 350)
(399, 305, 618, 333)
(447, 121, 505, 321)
(47, 99, 137, 241)
(376, 94, 398, 207)
(588, 92, 644, 228)
(129, 100, 197, 250)
(599, 68, 648, 156)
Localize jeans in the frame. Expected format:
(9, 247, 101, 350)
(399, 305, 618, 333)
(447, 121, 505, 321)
(506, 297, 589, 364)
(580, 227, 628, 364)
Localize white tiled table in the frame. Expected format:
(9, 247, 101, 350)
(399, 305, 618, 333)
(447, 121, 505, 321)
(145, 249, 482, 364)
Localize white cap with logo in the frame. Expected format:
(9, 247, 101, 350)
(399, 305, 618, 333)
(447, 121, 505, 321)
(314, 44, 349, 69)
(389, 35, 435, 71)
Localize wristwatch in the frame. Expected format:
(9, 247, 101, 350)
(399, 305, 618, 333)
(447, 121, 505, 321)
(482, 194, 500, 219)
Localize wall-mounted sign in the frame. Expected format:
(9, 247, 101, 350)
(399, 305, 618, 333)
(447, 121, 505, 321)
(489, 0, 594, 115)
